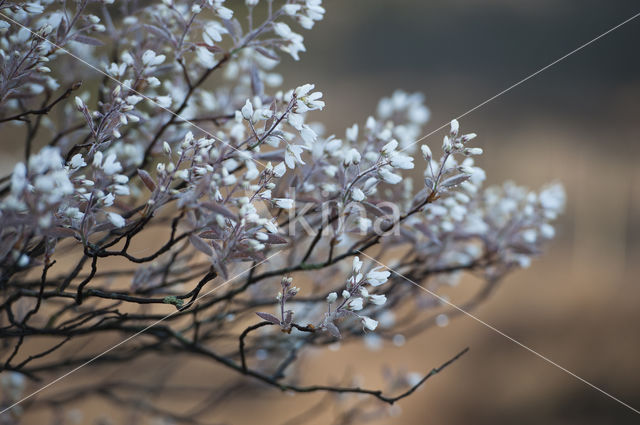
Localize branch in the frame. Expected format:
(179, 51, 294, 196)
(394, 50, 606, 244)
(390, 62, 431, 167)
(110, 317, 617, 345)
(0, 82, 82, 123)
(239, 321, 272, 371)
(177, 323, 468, 405)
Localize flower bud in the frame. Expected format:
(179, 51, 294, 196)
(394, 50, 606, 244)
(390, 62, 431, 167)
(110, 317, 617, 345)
(464, 147, 483, 156)
(421, 144, 432, 161)
(241, 99, 253, 121)
(74, 96, 84, 111)
(450, 119, 459, 136)
(442, 135, 452, 153)
(326, 292, 338, 303)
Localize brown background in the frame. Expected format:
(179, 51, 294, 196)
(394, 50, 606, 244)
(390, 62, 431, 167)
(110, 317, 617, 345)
(276, 1, 640, 424)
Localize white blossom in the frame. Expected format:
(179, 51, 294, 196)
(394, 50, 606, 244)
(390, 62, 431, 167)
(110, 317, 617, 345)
(203, 22, 227, 45)
(464, 147, 483, 156)
(274, 198, 294, 209)
(421, 144, 432, 160)
(353, 257, 363, 273)
(450, 119, 460, 135)
(155, 96, 172, 109)
(102, 154, 123, 175)
(349, 297, 364, 311)
(283, 4, 302, 15)
(366, 267, 390, 286)
(107, 212, 126, 228)
(141, 50, 165, 66)
(284, 144, 307, 169)
(379, 167, 402, 184)
(389, 153, 414, 169)
(351, 187, 365, 202)
(273, 162, 287, 177)
(241, 99, 254, 121)
(369, 294, 387, 305)
(361, 316, 378, 331)
(346, 124, 358, 142)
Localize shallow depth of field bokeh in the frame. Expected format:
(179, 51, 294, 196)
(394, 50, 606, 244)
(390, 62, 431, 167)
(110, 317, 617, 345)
(278, 2, 640, 423)
(3, 1, 640, 424)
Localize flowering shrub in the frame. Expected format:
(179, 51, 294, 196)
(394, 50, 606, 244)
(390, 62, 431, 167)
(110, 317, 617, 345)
(0, 0, 565, 423)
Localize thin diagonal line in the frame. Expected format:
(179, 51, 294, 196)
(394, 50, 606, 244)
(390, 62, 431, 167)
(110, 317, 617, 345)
(356, 250, 640, 415)
(0, 249, 284, 415)
(399, 10, 640, 154)
(1, 4, 637, 416)
(0, 11, 266, 168)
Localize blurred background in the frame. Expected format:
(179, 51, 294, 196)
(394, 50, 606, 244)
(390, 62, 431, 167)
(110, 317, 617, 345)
(273, 0, 640, 423)
(4, 1, 640, 424)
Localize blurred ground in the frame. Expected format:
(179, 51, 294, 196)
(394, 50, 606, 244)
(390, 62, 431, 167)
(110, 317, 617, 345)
(273, 1, 640, 423)
(4, 1, 640, 424)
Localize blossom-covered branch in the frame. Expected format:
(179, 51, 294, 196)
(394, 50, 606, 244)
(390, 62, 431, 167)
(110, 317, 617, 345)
(0, 1, 564, 423)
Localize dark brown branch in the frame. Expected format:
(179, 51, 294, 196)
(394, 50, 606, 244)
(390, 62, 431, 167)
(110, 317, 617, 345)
(0, 82, 82, 123)
(176, 329, 469, 405)
(239, 321, 273, 372)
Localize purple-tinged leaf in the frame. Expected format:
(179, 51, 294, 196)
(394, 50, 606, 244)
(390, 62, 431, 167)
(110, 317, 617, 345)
(189, 235, 213, 256)
(265, 233, 287, 245)
(256, 312, 280, 325)
(424, 177, 435, 190)
(195, 42, 224, 53)
(250, 64, 263, 97)
(411, 188, 429, 207)
(325, 322, 341, 339)
(211, 257, 229, 280)
(71, 35, 104, 46)
(283, 310, 294, 326)
(224, 18, 243, 39)
(264, 100, 277, 132)
(201, 202, 237, 220)
(255, 47, 280, 61)
(46, 227, 77, 239)
(199, 230, 222, 240)
(137, 169, 156, 192)
(143, 24, 171, 40)
(56, 17, 68, 40)
(440, 174, 471, 189)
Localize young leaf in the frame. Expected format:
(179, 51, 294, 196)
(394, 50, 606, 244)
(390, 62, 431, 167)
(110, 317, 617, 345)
(137, 169, 156, 192)
(71, 35, 104, 46)
(325, 322, 341, 339)
(265, 233, 287, 245)
(440, 174, 471, 189)
(255, 312, 280, 325)
(189, 235, 213, 256)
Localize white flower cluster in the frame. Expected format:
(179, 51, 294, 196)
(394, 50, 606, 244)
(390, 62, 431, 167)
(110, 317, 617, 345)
(0, 3, 565, 414)
(0, 1, 112, 103)
(322, 257, 390, 336)
(273, 1, 324, 60)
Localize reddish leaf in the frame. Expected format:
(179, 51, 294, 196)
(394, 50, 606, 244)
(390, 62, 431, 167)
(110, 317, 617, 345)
(137, 169, 156, 192)
(265, 233, 287, 245)
(199, 230, 222, 240)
